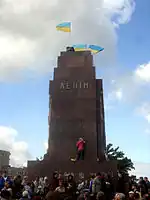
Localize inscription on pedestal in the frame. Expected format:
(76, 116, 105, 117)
(60, 81, 89, 90)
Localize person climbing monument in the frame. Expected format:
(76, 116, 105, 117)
(71, 138, 85, 162)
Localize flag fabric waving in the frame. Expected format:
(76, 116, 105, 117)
(72, 44, 104, 54)
(88, 45, 104, 54)
(56, 22, 71, 32)
(72, 44, 87, 51)
(56, 23, 105, 54)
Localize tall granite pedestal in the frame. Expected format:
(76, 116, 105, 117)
(27, 49, 117, 179)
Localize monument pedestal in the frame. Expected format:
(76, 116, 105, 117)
(27, 49, 117, 180)
(28, 155, 117, 180)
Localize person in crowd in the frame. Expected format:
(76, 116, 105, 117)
(89, 175, 95, 193)
(12, 175, 24, 199)
(7, 188, 12, 197)
(36, 185, 44, 197)
(30, 181, 35, 193)
(0, 169, 149, 200)
(96, 191, 105, 200)
(43, 177, 50, 196)
(67, 174, 76, 197)
(134, 191, 141, 200)
(46, 190, 60, 200)
(20, 190, 30, 200)
(0, 189, 11, 200)
(50, 172, 59, 191)
(77, 179, 85, 192)
(24, 182, 32, 198)
(0, 174, 5, 191)
(22, 176, 28, 186)
(34, 176, 40, 193)
(138, 177, 148, 196)
(92, 173, 103, 195)
(0, 172, 12, 191)
(55, 180, 66, 194)
(114, 193, 126, 200)
(144, 177, 150, 189)
(129, 191, 134, 199)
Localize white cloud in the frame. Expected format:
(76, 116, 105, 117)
(105, 87, 123, 110)
(134, 62, 150, 83)
(0, 0, 135, 81)
(106, 61, 150, 107)
(103, 0, 135, 24)
(137, 102, 150, 123)
(0, 126, 32, 167)
(44, 141, 48, 152)
(115, 88, 123, 100)
(131, 162, 150, 178)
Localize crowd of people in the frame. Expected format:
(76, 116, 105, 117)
(0, 171, 150, 200)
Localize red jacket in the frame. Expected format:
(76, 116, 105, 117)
(76, 140, 85, 151)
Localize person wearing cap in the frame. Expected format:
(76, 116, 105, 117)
(114, 193, 126, 200)
(21, 191, 30, 200)
(129, 191, 134, 199)
(71, 138, 85, 162)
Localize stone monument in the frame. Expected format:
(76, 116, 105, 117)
(27, 48, 117, 179)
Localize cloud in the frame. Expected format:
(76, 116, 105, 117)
(137, 102, 150, 123)
(131, 162, 150, 178)
(44, 141, 48, 152)
(105, 86, 123, 110)
(106, 60, 150, 107)
(134, 62, 150, 83)
(131, 63, 150, 126)
(103, 0, 135, 24)
(113, 88, 123, 100)
(0, 126, 32, 167)
(0, 0, 135, 81)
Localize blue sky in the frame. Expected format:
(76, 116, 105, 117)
(117, 0, 150, 67)
(105, 0, 150, 162)
(0, 0, 149, 173)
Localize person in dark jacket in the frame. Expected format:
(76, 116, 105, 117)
(12, 175, 24, 199)
(67, 175, 76, 197)
(0, 172, 12, 191)
(138, 177, 148, 196)
(0, 175, 5, 190)
(50, 172, 59, 191)
(0, 189, 11, 200)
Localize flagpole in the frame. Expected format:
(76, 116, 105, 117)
(69, 22, 71, 47)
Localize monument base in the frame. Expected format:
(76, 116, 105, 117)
(27, 156, 117, 180)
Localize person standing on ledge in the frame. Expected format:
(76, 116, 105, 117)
(71, 138, 85, 162)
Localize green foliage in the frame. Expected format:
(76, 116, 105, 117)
(106, 143, 135, 173)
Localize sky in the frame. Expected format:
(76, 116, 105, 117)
(0, 0, 150, 177)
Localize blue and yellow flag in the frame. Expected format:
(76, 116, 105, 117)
(72, 44, 87, 51)
(88, 45, 104, 54)
(56, 22, 71, 32)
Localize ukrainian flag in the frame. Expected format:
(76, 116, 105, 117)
(72, 44, 87, 52)
(88, 45, 104, 54)
(56, 22, 71, 32)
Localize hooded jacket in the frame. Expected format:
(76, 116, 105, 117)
(92, 176, 102, 194)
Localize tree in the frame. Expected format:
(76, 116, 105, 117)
(106, 143, 135, 174)
(40, 156, 43, 160)
(36, 157, 40, 161)
(36, 156, 43, 161)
